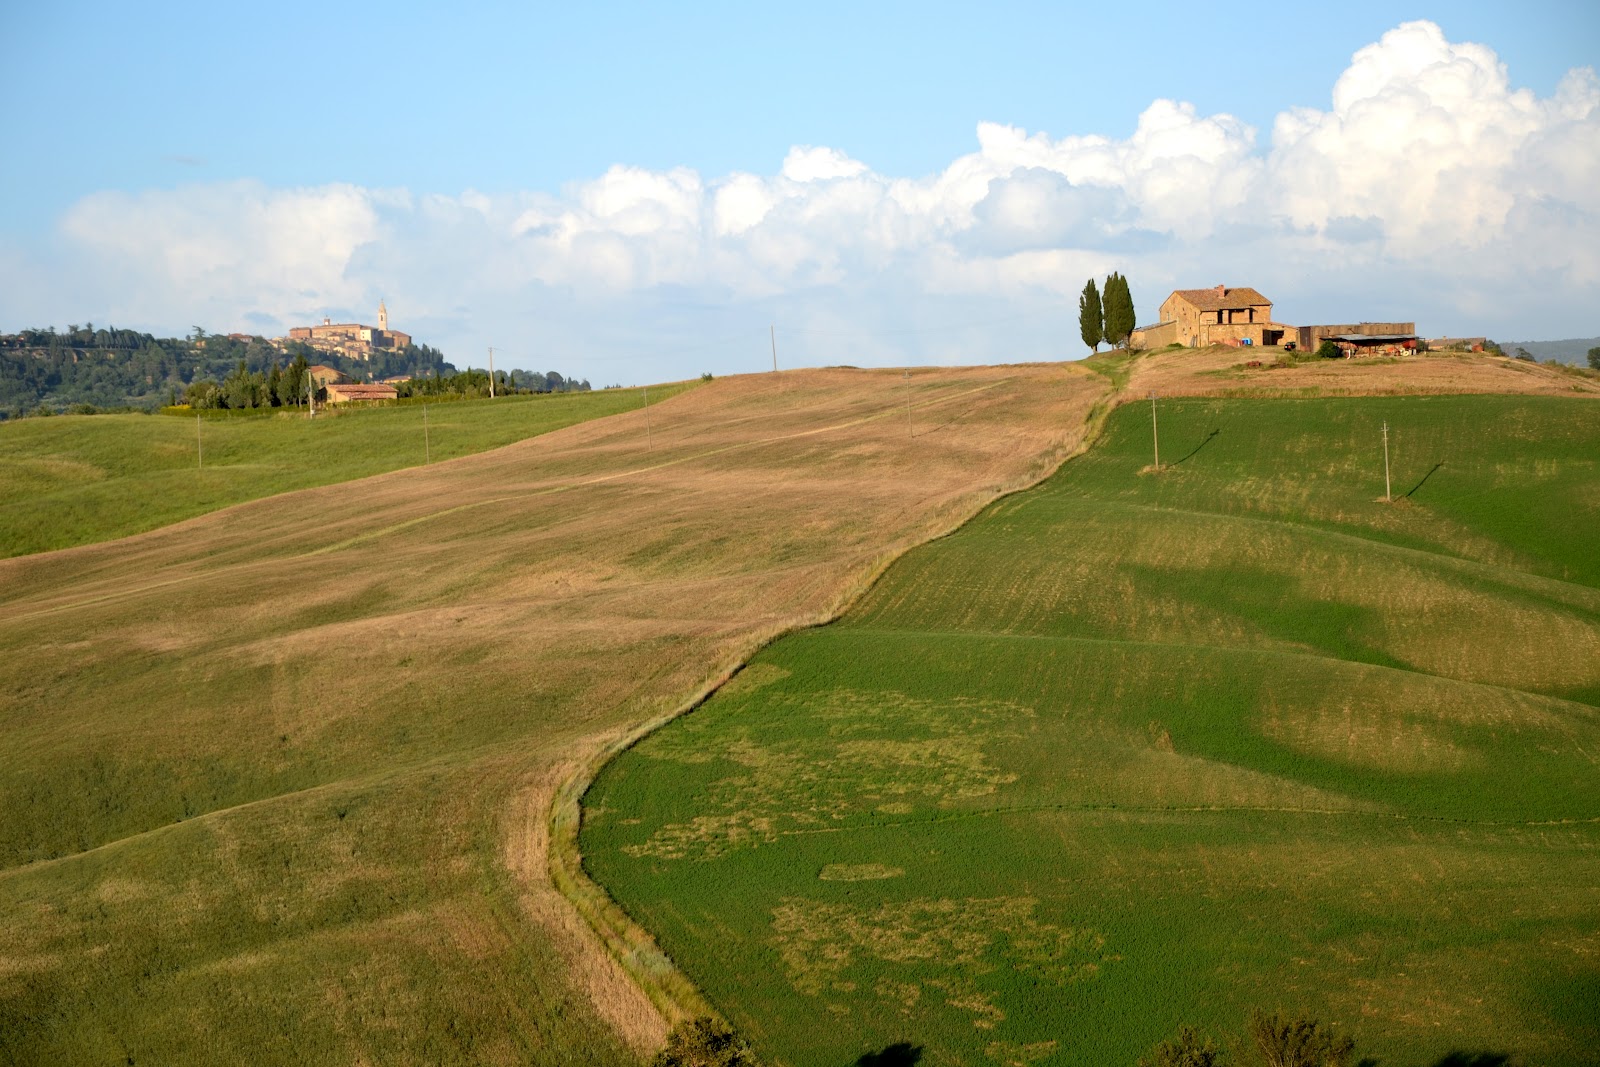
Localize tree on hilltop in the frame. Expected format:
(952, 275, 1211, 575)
(1103, 271, 1136, 349)
(1079, 278, 1104, 354)
(1587, 345, 1599, 370)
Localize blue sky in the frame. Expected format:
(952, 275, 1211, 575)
(1, 2, 1596, 380)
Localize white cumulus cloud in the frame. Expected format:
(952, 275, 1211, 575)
(2, 20, 1594, 381)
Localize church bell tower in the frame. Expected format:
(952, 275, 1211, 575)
(378, 299, 388, 333)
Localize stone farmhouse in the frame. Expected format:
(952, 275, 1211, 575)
(325, 382, 399, 405)
(1130, 285, 1416, 355)
(287, 301, 412, 360)
(307, 364, 345, 388)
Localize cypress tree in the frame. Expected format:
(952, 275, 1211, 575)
(1079, 278, 1103, 354)
(1103, 272, 1136, 349)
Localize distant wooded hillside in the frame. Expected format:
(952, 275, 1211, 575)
(0, 326, 452, 416)
(1500, 337, 1600, 365)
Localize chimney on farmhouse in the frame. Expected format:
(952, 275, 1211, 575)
(1215, 285, 1226, 297)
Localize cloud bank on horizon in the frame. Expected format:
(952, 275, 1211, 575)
(4, 20, 1596, 377)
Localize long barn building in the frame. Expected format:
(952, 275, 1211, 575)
(1130, 286, 1414, 354)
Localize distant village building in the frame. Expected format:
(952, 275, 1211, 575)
(288, 301, 412, 360)
(324, 382, 399, 404)
(307, 364, 345, 388)
(1130, 285, 1416, 356)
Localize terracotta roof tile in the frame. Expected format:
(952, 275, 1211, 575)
(1171, 287, 1272, 311)
(326, 383, 397, 399)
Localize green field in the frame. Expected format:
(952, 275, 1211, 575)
(0, 384, 690, 557)
(582, 395, 1600, 1066)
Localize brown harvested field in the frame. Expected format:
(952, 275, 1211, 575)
(3, 348, 1591, 1064)
(1124, 343, 1600, 398)
(0, 363, 1107, 1064)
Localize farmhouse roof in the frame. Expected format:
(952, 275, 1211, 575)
(326, 383, 398, 399)
(1172, 286, 1272, 311)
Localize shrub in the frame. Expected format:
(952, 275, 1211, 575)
(1246, 1009, 1356, 1067)
(1314, 341, 1343, 360)
(653, 1017, 756, 1067)
(1141, 1025, 1224, 1067)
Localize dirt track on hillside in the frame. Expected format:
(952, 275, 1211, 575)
(0, 363, 1106, 1061)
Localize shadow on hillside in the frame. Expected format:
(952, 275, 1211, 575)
(1429, 1054, 1512, 1067)
(852, 1042, 923, 1066)
(1170, 428, 1221, 466)
(1405, 460, 1444, 498)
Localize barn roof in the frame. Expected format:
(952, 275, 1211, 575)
(326, 383, 398, 398)
(1170, 287, 1273, 311)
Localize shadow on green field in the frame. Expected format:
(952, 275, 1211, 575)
(1404, 460, 1444, 498)
(1169, 427, 1220, 466)
(853, 1043, 922, 1066)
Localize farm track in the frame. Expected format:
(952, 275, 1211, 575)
(0, 362, 1108, 1065)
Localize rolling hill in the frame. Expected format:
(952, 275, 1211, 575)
(1, 347, 1594, 1065)
(0, 385, 691, 558)
(0, 363, 1103, 1065)
(584, 386, 1600, 1066)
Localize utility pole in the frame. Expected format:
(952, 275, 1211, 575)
(1150, 391, 1160, 471)
(196, 414, 203, 470)
(770, 325, 778, 373)
(423, 403, 430, 464)
(1382, 420, 1392, 502)
(904, 370, 913, 437)
(488, 346, 496, 398)
(643, 384, 652, 451)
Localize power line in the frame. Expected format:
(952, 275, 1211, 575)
(783, 305, 1072, 339)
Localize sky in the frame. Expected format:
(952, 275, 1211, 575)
(1, 1, 1596, 382)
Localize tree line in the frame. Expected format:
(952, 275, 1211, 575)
(183, 356, 316, 410)
(396, 368, 593, 400)
(1080, 272, 1136, 353)
(652, 1008, 1381, 1067)
(0, 325, 453, 417)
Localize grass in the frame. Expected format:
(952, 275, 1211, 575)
(0, 384, 693, 557)
(581, 394, 1600, 1067)
(0, 363, 1104, 1066)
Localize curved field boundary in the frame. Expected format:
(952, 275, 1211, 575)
(545, 378, 1124, 1030)
(553, 347, 1600, 1048)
